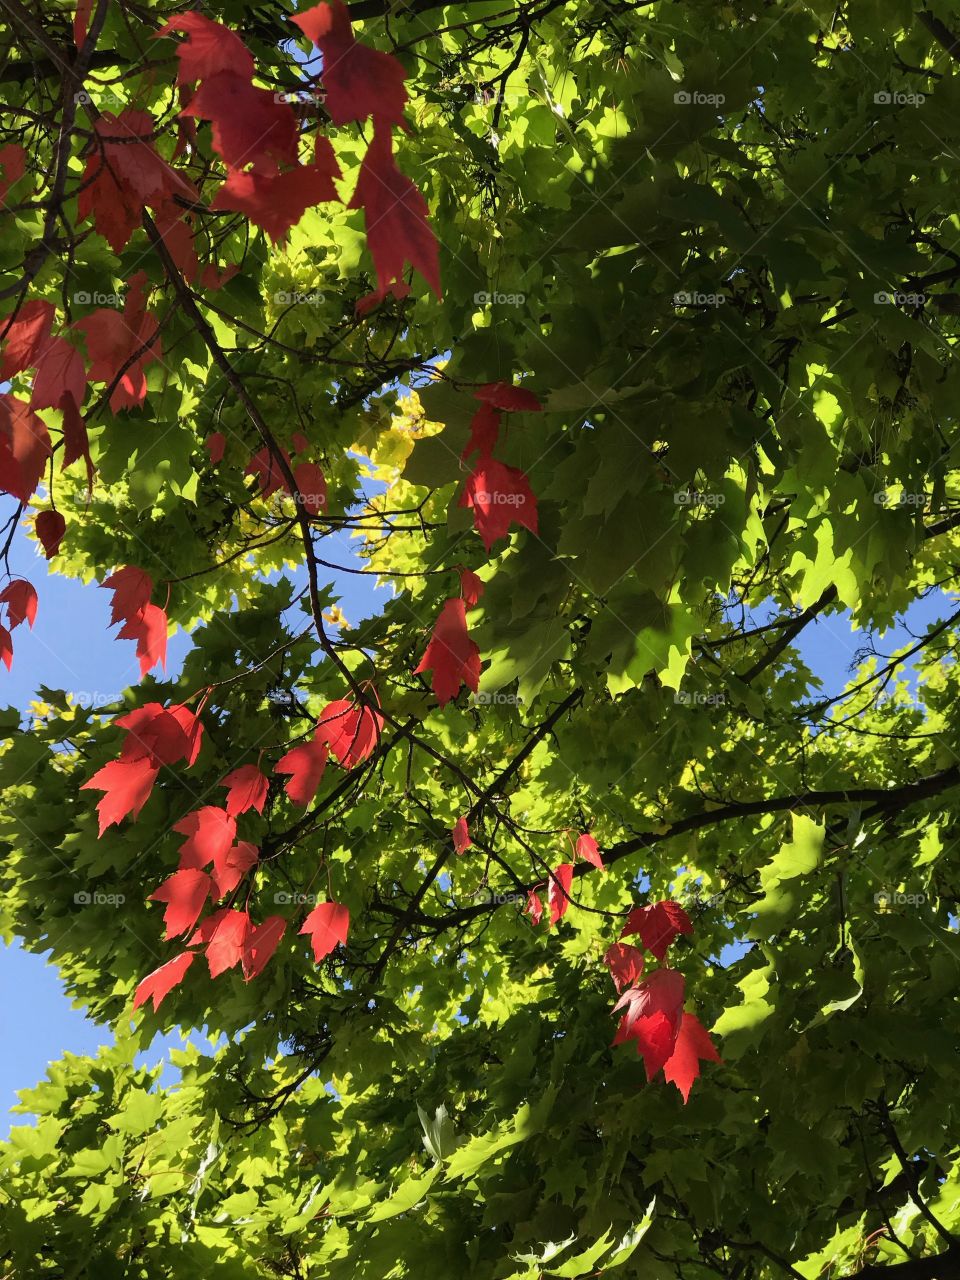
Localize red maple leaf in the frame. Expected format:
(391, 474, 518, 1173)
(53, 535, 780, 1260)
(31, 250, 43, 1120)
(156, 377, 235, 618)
(81, 756, 160, 834)
(458, 567, 484, 608)
(73, 0, 93, 47)
(117, 601, 168, 676)
(0, 300, 55, 379)
(462, 402, 501, 462)
(548, 862, 574, 926)
(317, 696, 382, 768)
(0, 394, 51, 503)
(611, 969, 686, 1077)
(662, 1012, 721, 1103)
(35, 510, 66, 559)
(133, 951, 195, 1012)
(0, 143, 26, 209)
(205, 432, 226, 464)
(299, 901, 350, 962)
(157, 11, 256, 84)
(292, 461, 328, 516)
(475, 382, 542, 413)
(0, 624, 12, 672)
(75, 271, 162, 411)
(452, 815, 471, 854)
(201, 908, 252, 977)
(292, 2, 408, 127)
(275, 738, 329, 807)
(211, 149, 339, 243)
(174, 806, 237, 870)
(168, 704, 205, 766)
(246, 445, 291, 499)
(210, 840, 259, 899)
(59, 392, 94, 492)
(414, 598, 481, 706)
(0, 579, 37, 630)
(102, 565, 153, 626)
(526, 888, 544, 926)
(620, 900, 693, 961)
(220, 764, 269, 816)
(242, 915, 287, 980)
(459, 459, 539, 551)
(603, 941, 644, 993)
(150, 868, 213, 938)
(184, 73, 299, 176)
(30, 336, 86, 412)
(116, 704, 193, 766)
(349, 125, 441, 308)
(575, 832, 604, 871)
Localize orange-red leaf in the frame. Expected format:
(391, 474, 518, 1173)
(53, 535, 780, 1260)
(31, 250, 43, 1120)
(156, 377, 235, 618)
(0, 393, 51, 503)
(452, 815, 471, 855)
(459, 458, 538, 551)
(242, 915, 287, 980)
(133, 951, 195, 1012)
(299, 900, 349, 962)
(414, 598, 481, 707)
(316, 697, 382, 769)
(662, 1012, 721, 1103)
(117, 601, 168, 676)
(548, 862, 574, 926)
(603, 941, 644, 993)
(292, 2, 408, 127)
(620, 900, 693, 961)
(575, 832, 604, 871)
(156, 11, 256, 85)
(35, 510, 66, 559)
(0, 579, 37, 629)
(220, 764, 269, 816)
(174, 806, 237, 870)
(275, 738, 329, 807)
(81, 757, 159, 834)
(150, 868, 213, 938)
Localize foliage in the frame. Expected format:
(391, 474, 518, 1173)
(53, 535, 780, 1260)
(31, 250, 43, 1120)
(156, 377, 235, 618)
(2, 1, 960, 1277)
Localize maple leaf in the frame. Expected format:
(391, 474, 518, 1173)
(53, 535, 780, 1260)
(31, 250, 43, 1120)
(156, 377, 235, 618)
(459, 459, 539, 551)
(116, 704, 192, 766)
(117, 602, 168, 676)
(75, 271, 162, 412)
(452, 816, 472, 854)
(575, 832, 604, 871)
(662, 1012, 721, 1103)
(246, 445, 291, 499)
(205, 432, 226, 465)
(548, 863, 574, 926)
(157, 11, 256, 84)
(242, 915, 287, 980)
(414, 598, 481, 706)
(133, 951, 195, 1012)
(526, 888, 544, 926)
(184, 74, 299, 176)
(620, 900, 693, 961)
(611, 972, 686, 1044)
(150, 868, 213, 938)
(462, 402, 501, 462)
(221, 764, 269, 816)
(292, 2, 408, 127)
(275, 738, 329, 807)
(299, 901, 350, 962)
(458, 568, 484, 608)
(202, 909, 252, 978)
(81, 757, 160, 834)
(174, 806, 237, 870)
(0, 624, 12, 672)
(35, 510, 66, 559)
(603, 941, 644, 993)
(0, 394, 51, 504)
(0, 579, 37, 630)
(74, 0, 93, 47)
(0, 300, 55, 379)
(475, 382, 543, 413)
(102, 566, 153, 626)
(29, 336, 86, 413)
(210, 840, 259, 899)
(211, 145, 340, 243)
(168, 704, 205, 766)
(0, 143, 26, 209)
(292, 461, 328, 516)
(317, 697, 382, 768)
(349, 125, 441, 306)
(59, 393, 94, 492)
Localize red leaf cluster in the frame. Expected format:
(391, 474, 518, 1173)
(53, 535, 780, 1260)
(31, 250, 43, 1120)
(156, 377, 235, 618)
(101, 566, 168, 677)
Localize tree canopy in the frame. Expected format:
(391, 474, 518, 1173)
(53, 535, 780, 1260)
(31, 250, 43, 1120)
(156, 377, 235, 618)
(2, 0, 960, 1277)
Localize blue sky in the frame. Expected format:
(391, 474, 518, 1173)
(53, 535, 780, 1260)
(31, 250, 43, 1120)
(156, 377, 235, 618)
(0, 517, 952, 1131)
